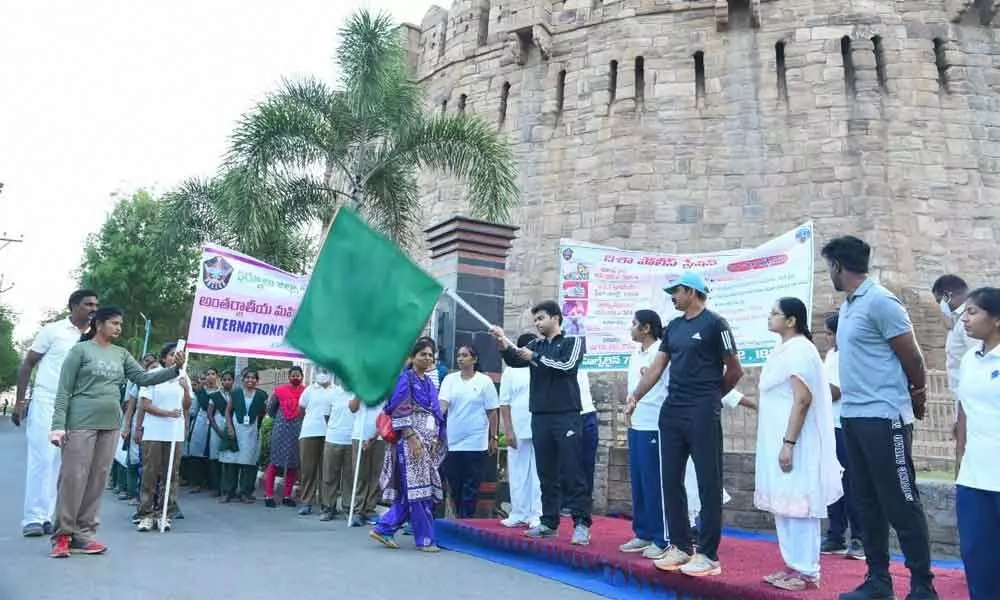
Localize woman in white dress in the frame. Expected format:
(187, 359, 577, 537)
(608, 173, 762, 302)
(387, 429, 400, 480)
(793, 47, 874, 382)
(755, 297, 843, 591)
(499, 332, 542, 529)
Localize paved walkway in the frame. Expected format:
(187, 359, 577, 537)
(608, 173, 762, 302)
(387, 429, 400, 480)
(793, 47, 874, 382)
(0, 417, 602, 600)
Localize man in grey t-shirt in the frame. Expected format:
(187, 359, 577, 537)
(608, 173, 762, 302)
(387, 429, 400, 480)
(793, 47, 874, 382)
(822, 236, 937, 600)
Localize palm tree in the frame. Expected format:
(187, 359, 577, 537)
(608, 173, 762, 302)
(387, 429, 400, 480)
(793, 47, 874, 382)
(226, 9, 519, 248)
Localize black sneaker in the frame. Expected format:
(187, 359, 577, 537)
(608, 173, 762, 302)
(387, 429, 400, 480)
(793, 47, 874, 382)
(838, 573, 896, 600)
(905, 579, 938, 600)
(281, 498, 297, 508)
(845, 539, 866, 560)
(42, 521, 54, 536)
(822, 538, 848, 554)
(264, 498, 277, 508)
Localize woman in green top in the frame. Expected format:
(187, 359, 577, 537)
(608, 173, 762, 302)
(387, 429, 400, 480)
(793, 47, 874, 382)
(48, 306, 186, 559)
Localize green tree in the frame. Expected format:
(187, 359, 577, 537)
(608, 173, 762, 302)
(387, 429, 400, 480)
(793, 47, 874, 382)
(0, 306, 19, 392)
(224, 9, 519, 248)
(161, 168, 315, 274)
(78, 190, 198, 355)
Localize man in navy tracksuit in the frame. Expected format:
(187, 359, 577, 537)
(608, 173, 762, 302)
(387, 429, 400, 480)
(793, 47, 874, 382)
(491, 300, 592, 545)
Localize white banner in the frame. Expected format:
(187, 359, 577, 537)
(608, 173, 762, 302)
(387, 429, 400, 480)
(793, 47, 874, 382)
(558, 223, 815, 370)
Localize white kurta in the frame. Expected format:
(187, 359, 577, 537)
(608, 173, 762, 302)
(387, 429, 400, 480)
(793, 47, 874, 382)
(754, 335, 843, 518)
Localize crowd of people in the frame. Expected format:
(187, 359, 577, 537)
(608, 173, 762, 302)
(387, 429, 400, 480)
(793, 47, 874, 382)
(8, 233, 999, 600)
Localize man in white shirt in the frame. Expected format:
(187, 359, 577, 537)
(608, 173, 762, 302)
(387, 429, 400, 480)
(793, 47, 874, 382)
(499, 332, 542, 529)
(320, 382, 356, 521)
(931, 275, 978, 473)
(297, 369, 334, 515)
(13, 290, 98, 538)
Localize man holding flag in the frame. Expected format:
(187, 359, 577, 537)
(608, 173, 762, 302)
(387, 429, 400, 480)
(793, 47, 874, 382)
(490, 301, 592, 546)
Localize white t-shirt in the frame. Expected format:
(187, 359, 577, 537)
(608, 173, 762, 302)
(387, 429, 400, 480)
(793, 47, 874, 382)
(298, 384, 334, 439)
(825, 349, 842, 428)
(499, 366, 532, 440)
(30, 318, 86, 398)
(140, 369, 188, 442)
(956, 344, 1000, 492)
(945, 303, 978, 391)
(324, 384, 356, 445)
(627, 344, 669, 431)
(579, 370, 596, 414)
(352, 399, 385, 441)
(440, 371, 499, 452)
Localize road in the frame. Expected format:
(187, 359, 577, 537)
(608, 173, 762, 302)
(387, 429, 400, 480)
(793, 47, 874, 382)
(0, 418, 603, 600)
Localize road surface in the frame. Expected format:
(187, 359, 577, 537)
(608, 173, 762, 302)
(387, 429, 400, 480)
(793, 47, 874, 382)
(0, 417, 603, 600)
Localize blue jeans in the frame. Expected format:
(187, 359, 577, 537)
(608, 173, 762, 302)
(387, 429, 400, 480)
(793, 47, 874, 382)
(957, 485, 1000, 599)
(628, 429, 668, 548)
(826, 427, 865, 544)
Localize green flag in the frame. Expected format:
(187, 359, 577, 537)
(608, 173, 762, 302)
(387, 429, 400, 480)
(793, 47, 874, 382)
(285, 207, 443, 406)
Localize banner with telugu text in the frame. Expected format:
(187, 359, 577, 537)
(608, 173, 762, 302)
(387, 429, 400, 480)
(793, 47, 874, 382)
(186, 244, 308, 360)
(558, 222, 815, 370)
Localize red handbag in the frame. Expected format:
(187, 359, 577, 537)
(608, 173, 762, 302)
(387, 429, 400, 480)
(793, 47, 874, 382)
(376, 411, 399, 444)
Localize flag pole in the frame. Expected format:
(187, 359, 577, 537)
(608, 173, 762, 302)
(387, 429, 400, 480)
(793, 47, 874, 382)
(161, 340, 189, 533)
(443, 288, 535, 364)
(347, 403, 365, 527)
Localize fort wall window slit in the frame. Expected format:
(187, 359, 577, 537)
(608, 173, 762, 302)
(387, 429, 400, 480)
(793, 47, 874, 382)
(635, 56, 645, 103)
(458, 94, 467, 114)
(556, 70, 567, 114)
(441, 98, 448, 115)
(872, 35, 888, 92)
(609, 60, 618, 105)
(694, 51, 706, 102)
(499, 82, 510, 126)
(933, 38, 950, 93)
(775, 42, 788, 103)
(840, 36, 856, 97)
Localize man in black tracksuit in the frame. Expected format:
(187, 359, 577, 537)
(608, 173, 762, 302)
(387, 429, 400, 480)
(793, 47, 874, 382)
(491, 300, 592, 545)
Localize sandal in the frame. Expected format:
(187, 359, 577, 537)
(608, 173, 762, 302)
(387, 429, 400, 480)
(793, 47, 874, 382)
(770, 572, 820, 591)
(417, 545, 441, 553)
(762, 570, 791, 584)
(369, 530, 400, 549)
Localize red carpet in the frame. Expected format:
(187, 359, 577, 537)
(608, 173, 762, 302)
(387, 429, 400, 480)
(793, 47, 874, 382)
(436, 516, 968, 600)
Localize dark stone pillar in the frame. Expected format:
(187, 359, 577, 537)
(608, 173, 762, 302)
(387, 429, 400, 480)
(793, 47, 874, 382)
(424, 216, 519, 381)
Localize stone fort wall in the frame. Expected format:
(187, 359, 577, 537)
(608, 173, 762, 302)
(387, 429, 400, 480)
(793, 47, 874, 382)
(404, 0, 1000, 509)
(405, 0, 1000, 357)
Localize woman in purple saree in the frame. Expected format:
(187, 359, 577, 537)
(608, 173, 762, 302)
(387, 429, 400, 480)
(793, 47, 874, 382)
(370, 338, 447, 552)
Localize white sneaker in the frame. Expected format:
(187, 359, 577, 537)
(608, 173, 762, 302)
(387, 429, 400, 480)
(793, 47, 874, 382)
(136, 517, 154, 532)
(619, 538, 652, 553)
(500, 517, 526, 528)
(653, 546, 692, 572)
(642, 543, 668, 559)
(679, 553, 721, 577)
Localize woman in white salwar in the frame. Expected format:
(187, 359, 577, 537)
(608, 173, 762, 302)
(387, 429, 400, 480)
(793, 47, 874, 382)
(755, 297, 843, 592)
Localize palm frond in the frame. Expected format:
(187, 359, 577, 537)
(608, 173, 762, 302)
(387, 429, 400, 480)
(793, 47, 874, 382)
(360, 160, 420, 248)
(336, 9, 421, 133)
(369, 115, 519, 223)
(227, 78, 349, 178)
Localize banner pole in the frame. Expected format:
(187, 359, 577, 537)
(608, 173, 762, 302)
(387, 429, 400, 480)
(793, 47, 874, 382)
(347, 403, 365, 526)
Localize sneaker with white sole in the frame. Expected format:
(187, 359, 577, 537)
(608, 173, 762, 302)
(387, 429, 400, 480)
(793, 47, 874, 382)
(136, 517, 154, 532)
(653, 546, 692, 572)
(570, 524, 591, 546)
(680, 553, 722, 577)
(642, 544, 668, 559)
(619, 538, 652, 553)
(845, 539, 866, 561)
(524, 524, 557, 539)
(500, 517, 526, 528)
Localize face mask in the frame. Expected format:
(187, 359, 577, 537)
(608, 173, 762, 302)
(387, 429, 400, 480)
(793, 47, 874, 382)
(315, 373, 331, 385)
(939, 297, 953, 318)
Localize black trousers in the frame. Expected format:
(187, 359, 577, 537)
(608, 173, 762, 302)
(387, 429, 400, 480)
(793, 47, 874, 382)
(443, 450, 486, 519)
(532, 411, 592, 529)
(659, 408, 724, 560)
(841, 417, 933, 582)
